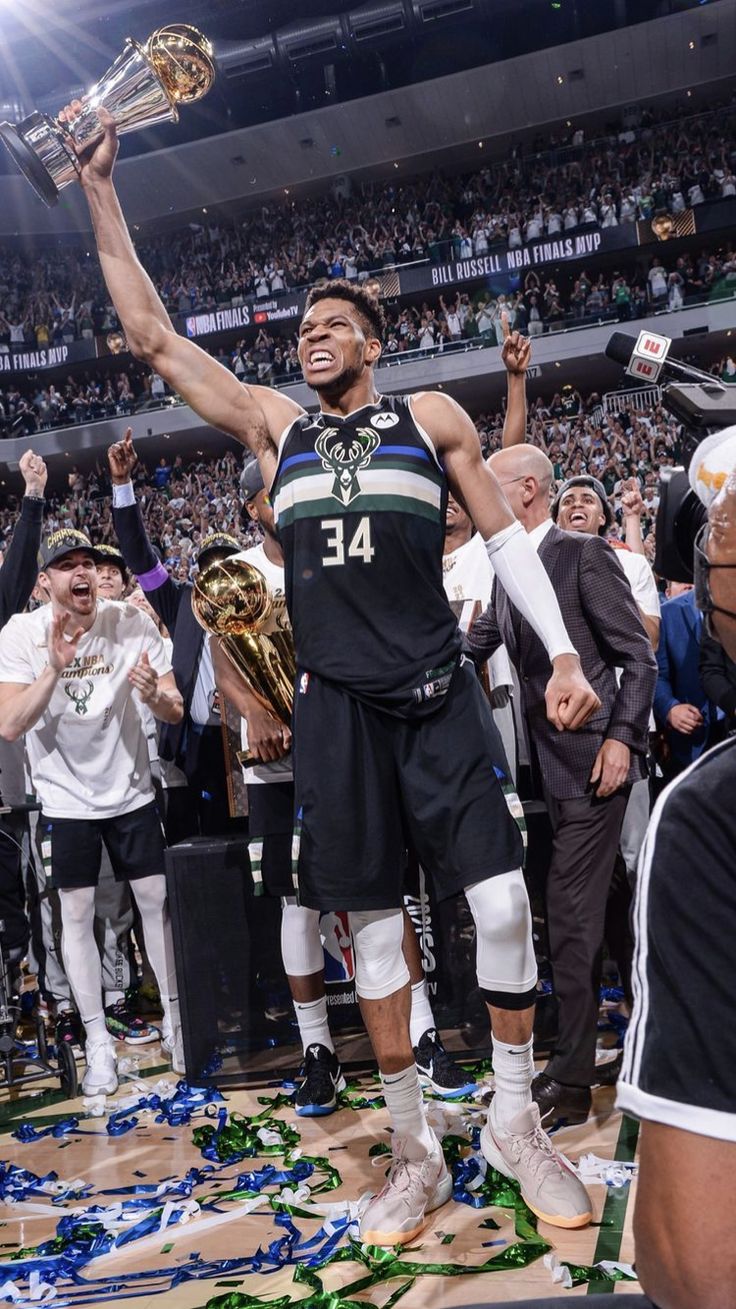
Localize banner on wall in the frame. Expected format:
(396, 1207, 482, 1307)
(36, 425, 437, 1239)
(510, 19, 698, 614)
(183, 293, 305, 340)
(0, 340, 94, 374)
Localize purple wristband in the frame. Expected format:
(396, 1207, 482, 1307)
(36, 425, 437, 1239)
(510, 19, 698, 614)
(137, 562, 170, 592)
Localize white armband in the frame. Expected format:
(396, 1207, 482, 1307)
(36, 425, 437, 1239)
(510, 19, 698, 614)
(484, 520, 576, 662)
(112, 482, 136, 509)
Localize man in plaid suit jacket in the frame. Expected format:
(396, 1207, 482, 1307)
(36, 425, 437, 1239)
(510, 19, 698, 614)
(468, 445, 657, 1124)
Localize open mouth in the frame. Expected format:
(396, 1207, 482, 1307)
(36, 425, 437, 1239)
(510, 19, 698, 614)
(308, 350, 335, 372)
(71, 581, 92, 600)
(569, 511, 589, 527)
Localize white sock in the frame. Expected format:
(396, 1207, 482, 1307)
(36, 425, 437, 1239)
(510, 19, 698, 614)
(293, 995, 333, 1055)
(104, 990, 125, 1007)
(381, 1064, 436, 1162)
(409, 979, 435, 1048)
(130, 875, 180, 1034)
(491, 1034, 534, 1129)
(59, 886, 108, 1046)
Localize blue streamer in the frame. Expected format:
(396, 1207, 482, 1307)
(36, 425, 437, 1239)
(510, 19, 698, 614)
(0, 1162, 91, 1205)
(12, 1117, 80, 1143)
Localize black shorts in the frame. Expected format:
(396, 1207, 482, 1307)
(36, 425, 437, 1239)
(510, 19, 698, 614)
(618, 736, 736, 1141)
(247, 781, 297, 898)
(293, 658, 524, 911)
(41, 800, 166, 891)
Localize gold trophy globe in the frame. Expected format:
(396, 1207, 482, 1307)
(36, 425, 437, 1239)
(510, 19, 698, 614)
(0, 25, 215, 208)
(192, 556, 296, 765)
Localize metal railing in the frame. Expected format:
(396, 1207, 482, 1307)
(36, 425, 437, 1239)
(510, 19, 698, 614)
(603, 386, 663, 415)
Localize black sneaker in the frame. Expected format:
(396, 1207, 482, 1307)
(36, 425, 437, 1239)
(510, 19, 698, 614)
(414, 1028, 477, 1098)
(294, 1044, 346, 1117)
(55, 1009, 83, 1049)
(105, 1000, 160, 1046)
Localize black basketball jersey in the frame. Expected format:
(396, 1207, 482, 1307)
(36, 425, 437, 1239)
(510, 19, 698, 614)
(271, 394, 460, 714)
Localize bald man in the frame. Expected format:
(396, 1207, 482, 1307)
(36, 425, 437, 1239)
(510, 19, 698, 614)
(467, 446, 656, 1125)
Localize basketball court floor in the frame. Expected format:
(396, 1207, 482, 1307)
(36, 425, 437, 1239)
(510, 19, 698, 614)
(0, 1031, 641, 1307)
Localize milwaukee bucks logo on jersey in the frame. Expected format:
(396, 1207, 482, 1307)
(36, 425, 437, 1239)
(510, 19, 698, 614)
(315, 426, 381, 506)
(64, 679, 94, 716)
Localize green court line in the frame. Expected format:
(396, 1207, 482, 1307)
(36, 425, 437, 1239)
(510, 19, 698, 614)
(586, 1112, 640, 1295)
(0, 1061, 170, 1133)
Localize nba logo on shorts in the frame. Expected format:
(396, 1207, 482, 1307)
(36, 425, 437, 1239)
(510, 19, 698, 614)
(320, 911, 355, 983)
(299, 672, 310, 695)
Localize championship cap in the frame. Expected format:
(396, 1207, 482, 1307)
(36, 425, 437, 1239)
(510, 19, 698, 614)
(240, 458, 265, 502)
(38, 529, 105, 571)
(551, 474, 613, 533)
(95, 543, 129, 581)
(195, 531, 240, 567)
(689, 424, 736, 508)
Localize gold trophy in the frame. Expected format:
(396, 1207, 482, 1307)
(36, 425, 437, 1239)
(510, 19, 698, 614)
(0, 25, 215, 208)
(192, 556, 295, 768)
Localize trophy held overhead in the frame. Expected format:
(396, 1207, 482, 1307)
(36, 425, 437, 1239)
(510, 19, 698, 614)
(0, 24, 215, 208)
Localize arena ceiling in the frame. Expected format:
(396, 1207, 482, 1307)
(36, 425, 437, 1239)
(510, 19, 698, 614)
(0, 0, 722, 167)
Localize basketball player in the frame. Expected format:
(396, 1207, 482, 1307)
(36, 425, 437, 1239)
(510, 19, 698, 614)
(68, 105, 599, 1243)
(203, 454, 475, 1109)
(0, 529, 184, 1096)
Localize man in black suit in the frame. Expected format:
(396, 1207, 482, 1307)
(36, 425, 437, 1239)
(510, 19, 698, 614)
(107, 431, 239, 839)
(468, 444, 657, 1123)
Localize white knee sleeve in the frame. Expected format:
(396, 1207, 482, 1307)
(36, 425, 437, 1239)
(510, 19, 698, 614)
(465, 870, 537, 996)
(280, 897, 324, 977)
(349, 908, 409, 1001)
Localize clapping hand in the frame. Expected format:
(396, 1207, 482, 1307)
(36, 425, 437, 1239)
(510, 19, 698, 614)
(48, 614, 84, 673)
(128, 651, 158, 704)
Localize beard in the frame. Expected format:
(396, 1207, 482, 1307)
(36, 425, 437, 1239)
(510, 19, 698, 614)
(309, 359, 362, 397)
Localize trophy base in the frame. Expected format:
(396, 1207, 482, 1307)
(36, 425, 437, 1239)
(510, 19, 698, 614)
(236, 749, 259, 769)
(0, 120, 59, 207)
(0, 114, 78, 208)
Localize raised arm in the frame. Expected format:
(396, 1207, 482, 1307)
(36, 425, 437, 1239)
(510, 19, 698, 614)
(0, 452, 47, 627)
(499, 311, 531, 448)
(62, 102, 302, 477)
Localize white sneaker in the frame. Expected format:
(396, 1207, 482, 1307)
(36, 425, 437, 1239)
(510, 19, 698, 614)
(360, 1133, 452, 1247)
(81, 1039, 118, 1096)
(481, 1101, 592, 1229)
(161, 1025, 185, 1076)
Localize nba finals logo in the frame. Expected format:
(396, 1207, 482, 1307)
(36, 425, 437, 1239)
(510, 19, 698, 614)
(315, 427, 380, 505)
(320, 911, 355, 984)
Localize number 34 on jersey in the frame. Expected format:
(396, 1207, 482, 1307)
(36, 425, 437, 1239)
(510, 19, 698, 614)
(321, 516, 375, 566)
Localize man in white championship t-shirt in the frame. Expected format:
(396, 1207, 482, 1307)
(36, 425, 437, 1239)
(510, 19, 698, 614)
(0, 529, 184, 1097)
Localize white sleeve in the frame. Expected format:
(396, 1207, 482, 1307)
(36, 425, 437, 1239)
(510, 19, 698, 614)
(0, 616, 34, 685)
(485, 521, 576, 662)
(625, 555, 661, 618)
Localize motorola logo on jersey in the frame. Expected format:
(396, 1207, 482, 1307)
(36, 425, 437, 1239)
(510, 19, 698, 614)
(370, 412, 400, 430)
(315, 426, 381, 505)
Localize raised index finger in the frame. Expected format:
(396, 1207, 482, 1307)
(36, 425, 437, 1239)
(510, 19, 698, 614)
(501, 309, 510, 340)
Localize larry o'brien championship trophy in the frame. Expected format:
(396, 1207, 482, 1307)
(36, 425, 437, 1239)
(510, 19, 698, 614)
(192, 557, 295, 769)
(0, 25, 215, 208)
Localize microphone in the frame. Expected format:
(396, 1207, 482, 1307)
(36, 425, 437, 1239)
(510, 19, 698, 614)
(605, 330, 724, 388)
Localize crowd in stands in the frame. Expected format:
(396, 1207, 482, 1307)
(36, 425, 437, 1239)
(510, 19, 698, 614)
(0, 95, 735, 348)
(0, 389, 684, 578)
(2, 238, 735, 439)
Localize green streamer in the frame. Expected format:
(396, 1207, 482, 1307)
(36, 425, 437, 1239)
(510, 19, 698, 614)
(193, 1113, 300, 1162)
